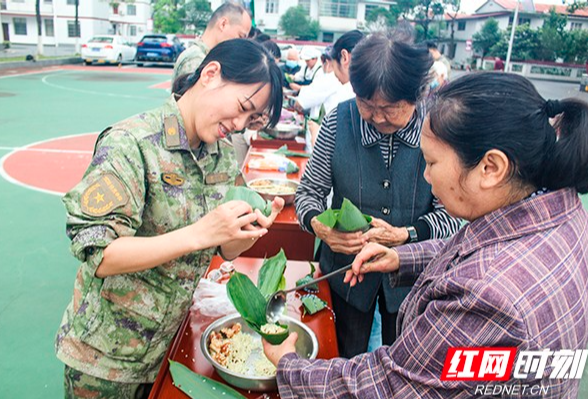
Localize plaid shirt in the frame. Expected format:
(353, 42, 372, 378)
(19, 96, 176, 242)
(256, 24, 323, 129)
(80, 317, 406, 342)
(277, 188, 588, 398)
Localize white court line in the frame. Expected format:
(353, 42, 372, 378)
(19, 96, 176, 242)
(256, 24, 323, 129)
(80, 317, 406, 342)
(0, 132, 97, 197)
(0, 146, 92, 154)
(41, 70, 164, 100)
(0, 67, 63, 80)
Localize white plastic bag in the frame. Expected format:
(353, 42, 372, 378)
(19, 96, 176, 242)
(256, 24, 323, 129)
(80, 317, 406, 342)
(191, 278, 236, 318)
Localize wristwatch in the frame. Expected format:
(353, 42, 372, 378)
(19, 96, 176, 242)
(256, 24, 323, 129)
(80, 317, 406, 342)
(405, 226, 418, 243)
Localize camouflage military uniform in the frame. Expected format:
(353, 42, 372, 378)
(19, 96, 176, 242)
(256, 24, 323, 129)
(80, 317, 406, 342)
(172, 40, 209, 84)
(55, 95, 240, 393)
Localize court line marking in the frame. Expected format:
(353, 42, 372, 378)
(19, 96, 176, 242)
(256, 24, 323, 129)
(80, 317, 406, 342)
(0, 132, 97, 197)
(0, 146, 92, 154)
(40, 70, 165, 100)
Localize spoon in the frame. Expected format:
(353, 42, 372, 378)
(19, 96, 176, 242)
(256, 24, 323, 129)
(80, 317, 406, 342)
(266, 263, 353, 323)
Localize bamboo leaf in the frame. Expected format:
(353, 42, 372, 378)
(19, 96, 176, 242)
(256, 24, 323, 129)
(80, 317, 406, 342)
(257, 249, 287, 299)
(274, 145, 311, 158)
(169, 360, 245, 399)
(316, 208, 338, 228)
(335, 198, 370, 232)
(226, 273, 267, 328)
(225, 186, 271, 217)
(301, 294, 328, 315)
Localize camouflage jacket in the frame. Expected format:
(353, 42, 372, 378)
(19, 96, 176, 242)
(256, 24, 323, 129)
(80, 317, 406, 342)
(55, 95, 240, 383)
(172, 40, 209, 85)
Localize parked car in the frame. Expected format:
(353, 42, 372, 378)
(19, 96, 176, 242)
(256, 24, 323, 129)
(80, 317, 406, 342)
(81, 35, 136, 65)
(135, 34, 185, 66)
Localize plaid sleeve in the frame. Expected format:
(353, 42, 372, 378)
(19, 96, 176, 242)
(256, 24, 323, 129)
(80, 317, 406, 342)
(276, 275, 527, 398)
(388, 239, 447, 287)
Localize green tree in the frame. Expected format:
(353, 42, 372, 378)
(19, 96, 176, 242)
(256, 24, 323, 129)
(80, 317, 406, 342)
(535, 8, 567, 61)
(397, 0, 449, 40)
(365, 6, 399, 32)
(153, 0, 182, 33)
(279, 6, 319, 40)
(445, 0, 461, 58)
(179, 0, 212, 34)
(567, 0, 588, 13)
(562, 28, 588, 63)
(490, 23, 540, 61)
(472, 18, 501, 59)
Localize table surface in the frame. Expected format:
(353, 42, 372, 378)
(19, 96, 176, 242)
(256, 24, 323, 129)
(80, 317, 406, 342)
(149, 256, 339, 399)
(241, 147, 315, 260)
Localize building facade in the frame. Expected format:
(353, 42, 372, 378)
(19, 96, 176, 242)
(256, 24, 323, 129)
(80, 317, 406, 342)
(440, 0, 588, 67)
(0, 0, 151, 46)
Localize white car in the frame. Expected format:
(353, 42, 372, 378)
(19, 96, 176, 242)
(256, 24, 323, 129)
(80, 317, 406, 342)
(81, 35, 136, 65)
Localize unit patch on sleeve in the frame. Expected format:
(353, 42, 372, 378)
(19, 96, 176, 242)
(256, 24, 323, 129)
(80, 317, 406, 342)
(81, 173, 130, 217)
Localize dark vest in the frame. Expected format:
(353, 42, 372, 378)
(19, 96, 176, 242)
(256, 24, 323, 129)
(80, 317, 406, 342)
(319, 99, 433, 313)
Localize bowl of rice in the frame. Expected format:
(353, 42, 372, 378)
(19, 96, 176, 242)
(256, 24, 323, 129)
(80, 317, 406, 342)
(247, 178, 299, 206)
(201, 313, 319, 392)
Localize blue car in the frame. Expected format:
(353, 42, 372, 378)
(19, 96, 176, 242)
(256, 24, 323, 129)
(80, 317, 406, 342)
(135, 34, 185, 66)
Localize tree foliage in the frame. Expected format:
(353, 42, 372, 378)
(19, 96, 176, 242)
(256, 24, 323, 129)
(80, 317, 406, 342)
(535, 8, 567, 61)
(397, 0, 455, 41)
(179, 0, 212, 34)
(490, 23, 540, 61)
(153, 0, 182, 33)
(472, 18, 501, 59)
(279, 6, 319, 40)
(365, 6, 399, 32)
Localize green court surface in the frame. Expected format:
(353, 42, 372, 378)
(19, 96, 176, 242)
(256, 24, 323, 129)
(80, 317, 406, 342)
(1, 67, 588, 399)
(0, 66, 169, 398)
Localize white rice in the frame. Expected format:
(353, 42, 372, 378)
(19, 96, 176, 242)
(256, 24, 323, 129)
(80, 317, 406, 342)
(224, 332, 276, 377)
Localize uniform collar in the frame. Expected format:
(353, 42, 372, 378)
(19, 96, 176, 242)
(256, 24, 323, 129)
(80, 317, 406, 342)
(360, 101, 425, 149)
(161, 94, 219, 156)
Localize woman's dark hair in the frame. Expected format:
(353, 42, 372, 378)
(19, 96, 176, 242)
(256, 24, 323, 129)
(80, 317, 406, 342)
(173, 39, 283, 127)
(330, 30, 364, 63)
(261, 40, 281, 60)
(429, 72, 588, 194)
(349, 29, 433, 104)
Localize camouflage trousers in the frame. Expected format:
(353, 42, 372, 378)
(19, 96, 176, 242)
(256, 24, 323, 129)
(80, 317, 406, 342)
(64, 365, 153, 399)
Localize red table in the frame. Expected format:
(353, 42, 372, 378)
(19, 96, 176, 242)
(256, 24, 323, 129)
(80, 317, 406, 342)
(149, 256, 339, 399)
(241, 147, 315, 261)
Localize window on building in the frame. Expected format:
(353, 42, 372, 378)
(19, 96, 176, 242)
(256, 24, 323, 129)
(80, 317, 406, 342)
(127, 4, 136, 16)
(129, 25, 137, 36)
(44, 0, 52, 3)
(266, 0, 278, 14)
(571, 22, 583, 30)
(0, 0, 6, 10)
(44, 19, 54, 36)
(364, 4, 381, 19)
(508, 16, 531, 26)
(67, 20, 80, 37)
(298, 0, 310, 14)
(322, 32, 334, 42)
(320, 0, 357, 19)
(12, 0, 24, 3)
(13, 18, 27, 35)
(457, 21, 466, 31)
(66, 0, 77, 5)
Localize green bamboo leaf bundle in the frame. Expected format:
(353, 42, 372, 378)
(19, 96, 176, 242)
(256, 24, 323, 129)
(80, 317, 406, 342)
(224, 186, 272, 217)
(274, 145, 311, 158)
(316, 198, 372, 232)
(295, 262, 318, 292)
(257, 249, 287, 299)
(301, 294, 328, 316)
(169, 360, 245, 399)
(227, 250, 291, 345)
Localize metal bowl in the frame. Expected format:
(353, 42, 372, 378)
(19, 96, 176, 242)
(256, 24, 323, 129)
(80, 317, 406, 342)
(201, 313, 319, 392)
(247, 178, 299, 205)
(265, 123, 303, 140)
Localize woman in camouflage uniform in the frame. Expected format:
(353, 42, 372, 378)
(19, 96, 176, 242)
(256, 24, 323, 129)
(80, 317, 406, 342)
(55, 39, 284, 398)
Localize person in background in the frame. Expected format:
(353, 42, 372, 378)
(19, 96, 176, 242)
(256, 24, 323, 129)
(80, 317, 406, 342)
(294, 29, 460, 359)
(55, 39, 284, 399)
(302, 30, 365, 145)
(425, 41, 451, 81)
(264, 71, 588, 399)
(494, 57, 505, 71)
(289, 47, 323, 91)
(171, 2, 251, 84)
(281, 48, 301, 87)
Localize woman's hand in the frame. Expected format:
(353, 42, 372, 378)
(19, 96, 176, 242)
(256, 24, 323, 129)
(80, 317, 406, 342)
(247, 113, 269, 131)
(190, 200, 265, 249)
(311, 216, 365, 255)
(262, 332, 298, 366)
(343, 243, 400, 287)
(307, 120, 320, 147)
(254, 197, 285, 229)
(362, 217, 409, 247)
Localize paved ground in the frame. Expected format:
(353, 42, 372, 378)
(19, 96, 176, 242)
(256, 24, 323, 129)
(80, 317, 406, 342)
(0, 43, 77, 59)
